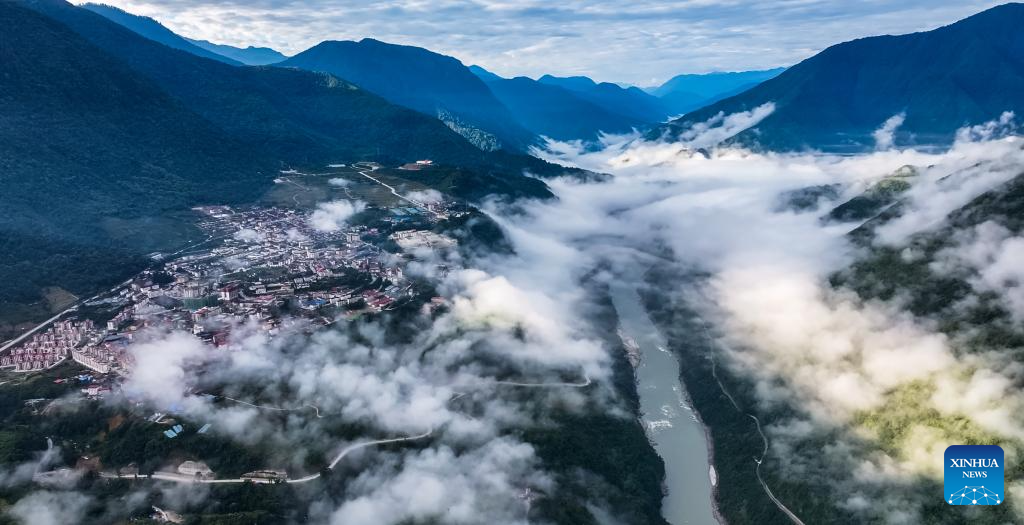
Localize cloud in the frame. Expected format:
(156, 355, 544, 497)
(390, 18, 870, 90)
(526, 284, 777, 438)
(309, 199, 366, 232)
(327, 438, 547, 525)
(285, 227, 308, 241)
(404, 189, 443, 204)
(520, 115, 1024, 521)
(874, 137, 1024, 245)
(0, 445, 63, 488)
(933, 221, 1024, 324)
(122, 331, 210, 409)
(873, 113, 905, 150)
(7, 491, 92, 525)
(75, 1, 1004, 85)
(955, 111, 1017, 143)
(233, 227, 265, 243)
(95, 106, 1024, 522)
(673, 102, 775, 149)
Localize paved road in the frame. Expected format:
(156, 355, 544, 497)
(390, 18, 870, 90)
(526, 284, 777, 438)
(0, 278, 133, 354)
(353, 164, 443, 221)
(697, 319, 805, 525)
(494, 376, 591, 388)
(219, 396, 325, 418)
(100, 429, 433, 485)
(99, 371, 591, 487)
(1, 233, 219, 355)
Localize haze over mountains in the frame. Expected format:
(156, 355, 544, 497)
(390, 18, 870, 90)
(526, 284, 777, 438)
(646, 68, 786, 114)
(279, 39, 535, 151)
(185, 38, 288, 65)
(658, 3, 1024, 151)
(7, 0, 1024, 327)
(81, 3, 241, 65)
(5, 2, 1024, 524)
(77, 3, 780, 144)
(2, 0, 562, 328)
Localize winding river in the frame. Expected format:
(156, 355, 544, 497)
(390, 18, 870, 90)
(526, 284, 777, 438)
(611, 284, 719, 525)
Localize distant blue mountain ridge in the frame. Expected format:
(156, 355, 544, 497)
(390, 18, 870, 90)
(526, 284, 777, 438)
(186, 38, 287, 65)
(81, 3, 242, 65)
(655, 3, 1024, 152)
(79, 3, 782, 144)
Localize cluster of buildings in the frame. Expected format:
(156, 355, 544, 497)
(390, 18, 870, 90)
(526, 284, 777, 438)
(390, 230, 458, 250)
(0, 320, 101, 372)
(1, 201, 460, 378)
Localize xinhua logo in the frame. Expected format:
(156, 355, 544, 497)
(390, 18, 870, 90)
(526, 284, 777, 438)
(945, 445, 1004, 505)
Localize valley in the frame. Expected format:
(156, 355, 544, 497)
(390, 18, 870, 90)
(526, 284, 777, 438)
(3, 1, 1024, 524)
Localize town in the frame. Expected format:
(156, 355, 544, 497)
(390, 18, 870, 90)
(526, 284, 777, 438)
(0, 194, 464, 380)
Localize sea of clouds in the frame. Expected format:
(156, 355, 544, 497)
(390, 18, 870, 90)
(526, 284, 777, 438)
(8, 105, 1024, 524)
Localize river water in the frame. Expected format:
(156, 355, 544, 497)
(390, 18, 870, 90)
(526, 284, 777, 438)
(611, 283, 719, 525)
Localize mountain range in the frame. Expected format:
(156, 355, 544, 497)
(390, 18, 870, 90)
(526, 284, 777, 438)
(657, 3, 1024, 151)
(646, 68, 785, 115)
(81, 3, 241, 65)
(186, 38, 288, 65)
(537, 75, 671, 123)
(8, 0, 1020, 335)
(2, 0, 568, 330)
(470, 67, 645, 141)
(76, 4, 779, 144)
(279, 39, 535, 151)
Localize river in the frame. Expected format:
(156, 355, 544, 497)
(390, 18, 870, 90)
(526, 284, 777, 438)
(611, 283, 719, 525)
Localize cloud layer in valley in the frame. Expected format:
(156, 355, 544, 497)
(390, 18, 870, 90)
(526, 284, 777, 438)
(523, 114, 1024, 522)
(11, 104, 1024, 524)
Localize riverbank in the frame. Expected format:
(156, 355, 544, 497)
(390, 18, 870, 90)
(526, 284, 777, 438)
(611, 284, 719, 525)
(637, 268, 804, 525)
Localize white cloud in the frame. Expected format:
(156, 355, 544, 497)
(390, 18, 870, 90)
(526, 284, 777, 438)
(122, 331, 210, 409)
(328, 438, 546, 525)
(934, 221, 1024, 323)
(674, 102, 775, 149)
(404, 189, 443, 204)
(516, 114, 1024, 520)
(233, 228, 265, 243)
(873, 113, 905, 150)
(75, 0, 1003, 85)
(310, 199, 366, 232)
(8, 491, 91, 525)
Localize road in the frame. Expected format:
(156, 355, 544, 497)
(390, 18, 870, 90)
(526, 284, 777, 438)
(1, 232, 220, 355)
(696, 319, 805, 525)
(353, 164, 443, 220)
(494, 376, 591, 388)
(99, 372, 592, 486)
(0, 277, 133, 354)
(218, 396, 325, 418)
(100, 430, 433, 485)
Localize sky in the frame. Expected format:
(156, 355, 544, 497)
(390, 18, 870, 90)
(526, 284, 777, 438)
(78, 1, 1004, 89)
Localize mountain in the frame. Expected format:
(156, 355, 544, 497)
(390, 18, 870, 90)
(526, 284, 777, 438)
(0, 0, 268, 327)
(536, 75, 600, 93)
(80, 3, 241, 65)
(6, 0, 571, 332)
(656, 4, 1024, 151)
(24, 0, 556, 172)
(470, 67, 644, 141)
(538, 74, 671, 123)
(649, 68, 785, 115)
(468, 64, 503, 83)
(280, 39, 535, 151)
(186, 38, 287, 65)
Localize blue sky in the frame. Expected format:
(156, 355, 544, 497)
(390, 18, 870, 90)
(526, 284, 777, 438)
(84, 0, 1006, 85)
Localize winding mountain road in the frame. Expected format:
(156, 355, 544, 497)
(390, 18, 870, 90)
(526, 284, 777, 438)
(696, 319, 805, 525)
(100, 429, 433, 485)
